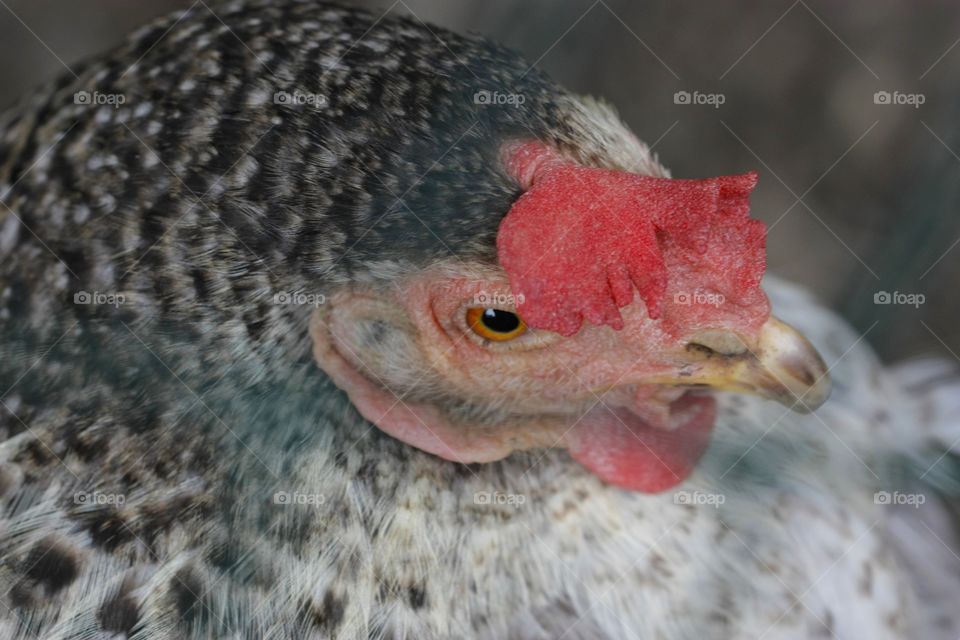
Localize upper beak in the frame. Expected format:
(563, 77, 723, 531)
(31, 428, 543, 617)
(658, 317, 832, 413)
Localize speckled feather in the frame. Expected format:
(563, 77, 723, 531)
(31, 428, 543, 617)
(1, 1, 959, 639)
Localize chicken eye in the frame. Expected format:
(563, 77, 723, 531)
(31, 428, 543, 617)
(466, 307, 527, 342)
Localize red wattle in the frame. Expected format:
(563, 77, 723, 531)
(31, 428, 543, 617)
(566, 395, 716, 493)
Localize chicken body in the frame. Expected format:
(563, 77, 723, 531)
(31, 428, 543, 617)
(0, 2, 958, 639)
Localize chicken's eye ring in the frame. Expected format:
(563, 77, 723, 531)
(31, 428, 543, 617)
(466, 307, 527, 342)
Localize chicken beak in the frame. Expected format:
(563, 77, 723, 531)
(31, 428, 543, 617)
(663, 317, 831, 413)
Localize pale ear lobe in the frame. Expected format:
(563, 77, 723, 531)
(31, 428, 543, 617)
(308, 288, 519, 464)
(308, 288, 413, 425)
(308, 289, 411, 387)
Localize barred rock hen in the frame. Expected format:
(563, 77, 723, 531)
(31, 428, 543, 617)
(1, 1, 959, 639)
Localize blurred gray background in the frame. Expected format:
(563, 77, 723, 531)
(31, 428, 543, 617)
(1, 0, 957, 361)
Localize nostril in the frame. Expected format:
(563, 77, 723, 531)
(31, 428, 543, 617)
(685, 331, 749, 358)
(685, 342, 717, 359)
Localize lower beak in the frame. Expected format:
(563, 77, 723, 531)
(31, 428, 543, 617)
(657, 317, 832, 413)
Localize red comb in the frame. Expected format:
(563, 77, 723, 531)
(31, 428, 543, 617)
(497, 142, 765, 337)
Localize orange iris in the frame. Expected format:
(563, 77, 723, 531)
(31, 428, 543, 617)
(466, 307, 527, 342)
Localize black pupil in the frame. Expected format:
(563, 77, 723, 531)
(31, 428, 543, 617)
(481, 309, 520, 333)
